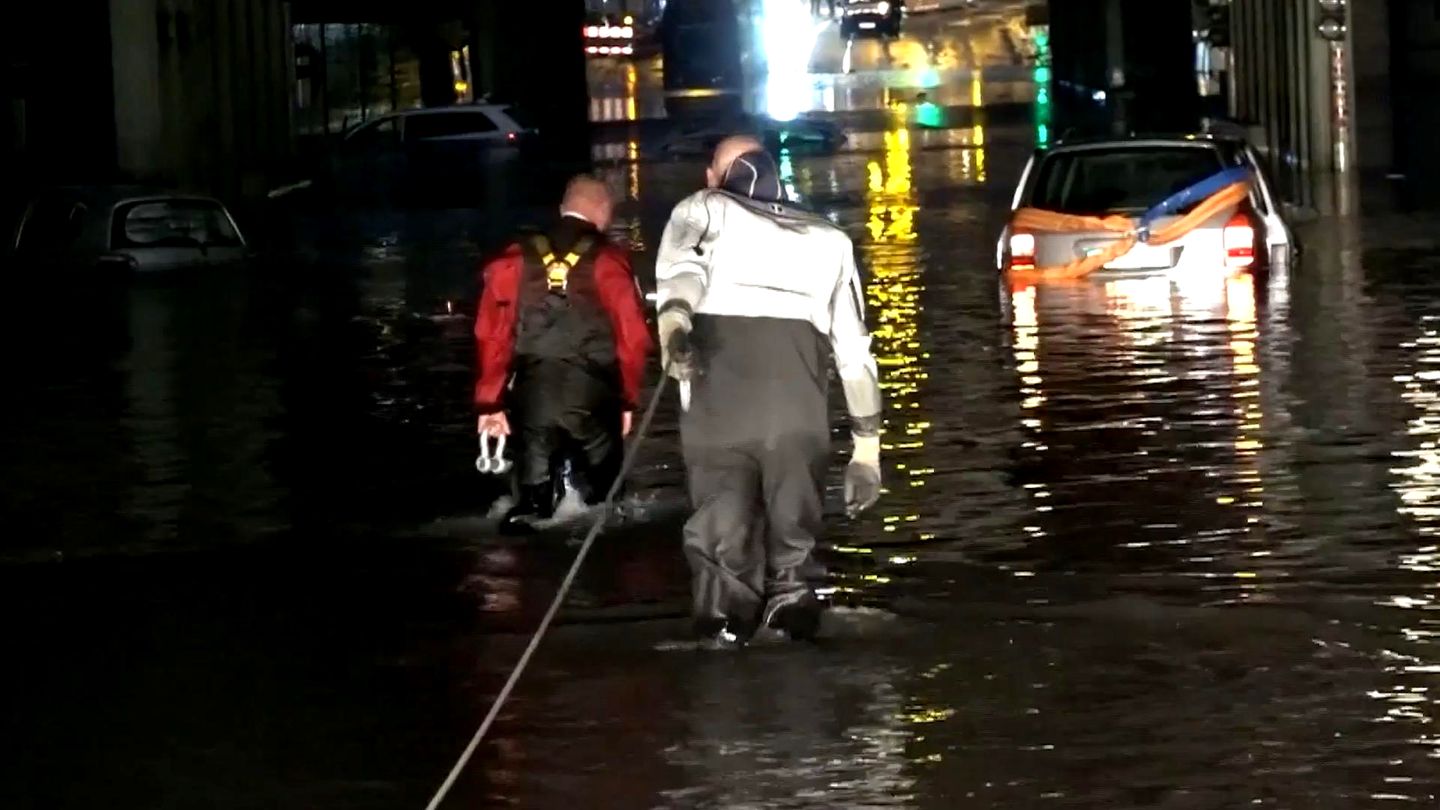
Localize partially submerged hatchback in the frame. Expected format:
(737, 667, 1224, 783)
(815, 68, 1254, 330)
(996, 135, 1295, 277)
(9, 186, 248, 272)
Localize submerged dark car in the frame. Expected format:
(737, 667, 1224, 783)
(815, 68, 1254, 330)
(661, 115, 848, 157)
(8, 186, 249, 273)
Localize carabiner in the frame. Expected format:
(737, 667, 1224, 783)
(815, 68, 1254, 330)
(476, 433, 512, 475)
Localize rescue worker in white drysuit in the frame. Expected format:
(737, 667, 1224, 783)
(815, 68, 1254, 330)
(655, 136, 883, 645)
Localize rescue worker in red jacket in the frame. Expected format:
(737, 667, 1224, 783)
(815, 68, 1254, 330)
(474, 175, 653, 532)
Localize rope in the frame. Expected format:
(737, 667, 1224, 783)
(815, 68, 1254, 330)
(1006, 175, 1252, 284)
(423, 371, 672, 810)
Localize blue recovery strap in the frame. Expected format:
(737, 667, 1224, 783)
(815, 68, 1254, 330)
(1135, 166, 1252, 241)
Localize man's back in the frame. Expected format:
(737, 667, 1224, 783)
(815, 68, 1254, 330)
(656, 189, 877, 443)
(661, 190, 856, 334)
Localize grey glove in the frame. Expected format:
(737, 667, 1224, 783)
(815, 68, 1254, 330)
(844, 434, 882, 517)
(658, 305, 696, 381)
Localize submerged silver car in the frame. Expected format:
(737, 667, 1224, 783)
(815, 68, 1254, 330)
(9, 186, 248, 272)
(996, 135, 1295, 277)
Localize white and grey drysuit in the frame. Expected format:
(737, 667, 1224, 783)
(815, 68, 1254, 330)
(655, 186, 883, 639)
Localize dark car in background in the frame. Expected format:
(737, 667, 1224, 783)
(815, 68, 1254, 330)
(839, 0, 903, 39)
(661, 114, 847, 157)
(8, 187, 249, 273)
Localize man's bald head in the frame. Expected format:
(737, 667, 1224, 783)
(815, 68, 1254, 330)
(706, 135, 765, 189)
(561, 175, 615, 230)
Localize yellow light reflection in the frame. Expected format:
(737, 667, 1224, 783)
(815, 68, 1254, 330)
(973, 124, 987, 183)
(863, 124, 927, 538)
(949, 127, 988, 186)
(627, 139, 640, 202)
(625, 63, 638, 121)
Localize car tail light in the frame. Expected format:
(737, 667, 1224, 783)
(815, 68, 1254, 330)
(1008, 231, 1036, 271)
(1224, 212, 1256, 269)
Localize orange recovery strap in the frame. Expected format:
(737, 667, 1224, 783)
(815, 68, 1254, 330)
(1006, 180, 1252, 284)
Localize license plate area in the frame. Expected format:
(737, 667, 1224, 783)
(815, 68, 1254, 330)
(859, 21, 877, 28)
(1078, 239, 1178, 270)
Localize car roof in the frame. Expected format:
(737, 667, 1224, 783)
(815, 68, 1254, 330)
(1045, 132, 1245, 153)
(385, 104, 511, 118)
(347, 105, 517, 135)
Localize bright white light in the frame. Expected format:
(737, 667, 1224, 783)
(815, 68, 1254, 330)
(621, 45, 634, 55)
(619, 26, 634, 38)
(877, 1, 890, 13)
(585, 25, 599, 38)
(762, 0, 826, 122)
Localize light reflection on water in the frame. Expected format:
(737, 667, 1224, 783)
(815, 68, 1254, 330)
(863, 126, 930, 546)
(14, 132, 1440, 807)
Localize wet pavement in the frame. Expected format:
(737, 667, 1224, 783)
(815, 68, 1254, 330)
(6, 4, 1440, 809)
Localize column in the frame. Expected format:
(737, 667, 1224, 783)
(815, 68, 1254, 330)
(1350, 0, 1393, 172)
(1305, 0, 1335, 174)
(110, 0, 165, 180)
(214, 0, 238, 194)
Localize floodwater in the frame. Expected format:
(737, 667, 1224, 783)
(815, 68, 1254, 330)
(7, 8, 1440, 810)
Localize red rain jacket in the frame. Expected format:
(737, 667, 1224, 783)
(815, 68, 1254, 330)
(474, 230, 652, 414)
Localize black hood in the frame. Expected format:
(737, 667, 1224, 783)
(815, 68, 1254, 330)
(720, 149, 786, 203)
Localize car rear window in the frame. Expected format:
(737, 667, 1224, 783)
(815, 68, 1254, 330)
(111, 200, 241, 249)
(404, 112, 499, 141)
(1030, 146, 1227, 215)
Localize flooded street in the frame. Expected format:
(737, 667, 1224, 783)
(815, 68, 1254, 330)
(6, 7, 1440, 809)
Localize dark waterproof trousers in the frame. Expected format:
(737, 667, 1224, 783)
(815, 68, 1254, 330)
(680, 315, 832, 637)
(511, 356, 623, 502)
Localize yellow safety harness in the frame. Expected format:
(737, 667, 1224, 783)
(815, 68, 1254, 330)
(530, 233, 595, 294)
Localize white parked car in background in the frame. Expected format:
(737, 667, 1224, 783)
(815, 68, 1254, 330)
(996, 133, 1295, 277)
(341, 104, 538, 151)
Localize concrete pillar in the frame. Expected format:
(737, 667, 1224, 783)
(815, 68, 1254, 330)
(1103, 0, 1124, 135)
(214, 0, 239, 194)
(1118, 0, 1198, 132)
(280, 2, 297, 163)
(111, 0, 166, 181)
(1304, 0, 1335, 174)
(1047, 0, 1196, 137)
(234, 0, 256, 173)
(245, 0, 272, 196)
(1350, 0, 1392, 173)
(414, 25, 460, 109)
(492, 0, 589, 157)
(468, 1, 500, 100)
(1047, 0, 1109, 136)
